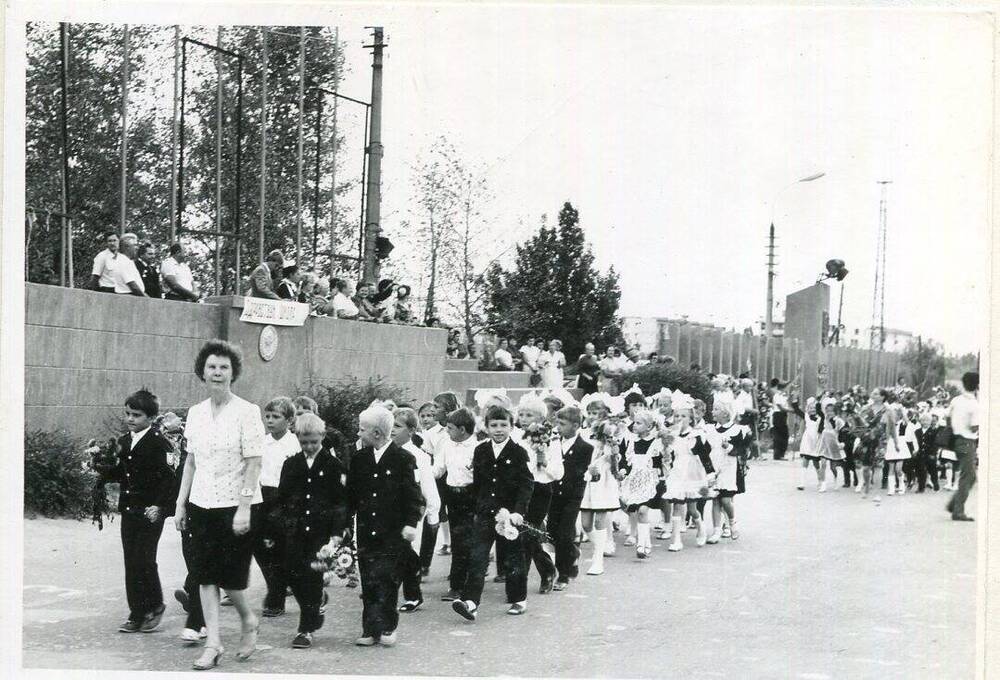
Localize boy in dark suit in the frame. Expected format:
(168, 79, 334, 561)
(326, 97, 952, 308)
(105, 389, 176, 633)
(344, 405, 424, 647)
(452, 405, 534, 621)
(543, 406, 594, 591)
(916, 412, 941, 493)
(269, 413, 347, 649)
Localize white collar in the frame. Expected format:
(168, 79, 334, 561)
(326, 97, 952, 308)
(491, 438, 509, 454)
(373, 441, 391, 459)
(129, 427, 151, 448)
(561, 432, 578, 448)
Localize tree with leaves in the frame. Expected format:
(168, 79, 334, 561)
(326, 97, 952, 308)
(483, 201, 623, 361)
(900, 337, 947, 398)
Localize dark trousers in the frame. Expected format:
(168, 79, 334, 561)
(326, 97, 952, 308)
(545, 493, 582, 581)
(288, 557, 325, 633)
(418, 478, 449, 570)
(252, 489, 287, 609)
(949, 438, 978, 517)
(771, 413, 789, 460)
(916, 454, 939, 492)
(842, 440, 858, 486)
(399, 544, 423, 603)
(358, 543, 405, 637)
(446, 487, 475, 592)
(462, 515, 526, 605)
(121, 513, 165, 621)
(180, 527, 205, 630)
(524, 482, 555, 582)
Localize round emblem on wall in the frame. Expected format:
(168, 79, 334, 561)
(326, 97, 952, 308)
(259, 325, 279, 362)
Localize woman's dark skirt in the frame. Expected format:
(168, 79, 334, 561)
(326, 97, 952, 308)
(188, 503, 260, 591)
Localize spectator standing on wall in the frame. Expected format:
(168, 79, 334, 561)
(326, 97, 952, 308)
(135, 242, 163, 299)
(247, 250, 284, 299)
(520, 337, 542, 387)
(276, 264, 301, 301)
(161, 243, 200, 302)
(494, 338, 515, 371)
(113, 233, 147, 297)
(90, 232, 123, 293)
(600, 347, 633, 396)
(576, 343, 600, 395)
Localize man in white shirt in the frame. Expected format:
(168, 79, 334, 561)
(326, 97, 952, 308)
(520, 338, 542, 386)
(946, 372, 980, 521)
(433, 408, 479, 601)
(161, 243, 200, 301)
(89, 232, 124, 293)
(111, 233, 146, 296)
(494, 338, 515, 371)
(769, 380, 791, 460)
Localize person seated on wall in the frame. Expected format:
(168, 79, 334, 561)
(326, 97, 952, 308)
(353, 282, 384, 322)
(323, 277, 360, 319)
(248, 250, 284, 299)
(309, 278, 332, 317)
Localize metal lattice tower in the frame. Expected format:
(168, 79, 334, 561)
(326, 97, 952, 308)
(869, 181, 891, 351)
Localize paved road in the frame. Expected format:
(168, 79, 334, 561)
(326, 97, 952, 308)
(22, 460, 977, 678)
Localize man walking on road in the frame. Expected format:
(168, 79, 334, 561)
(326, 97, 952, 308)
(946, 371, 979, 522)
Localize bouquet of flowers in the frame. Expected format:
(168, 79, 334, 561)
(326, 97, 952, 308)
(524, 421, 554, 470)
(84, 438, 120, 530)
(310, 536, 357, 585)
(588, 417, 626, 481)
(495, 508, 550, 543)
(154, 412, 186, 469)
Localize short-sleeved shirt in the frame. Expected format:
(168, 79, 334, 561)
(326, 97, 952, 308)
(494, 348, 515, 369)
(950, 392, 980, 440)
(161, 256, 194, 295)
(260, 430, 301, 488)
(111, 254, 143, 294)
(432, 435, 478, 487)
(333, 292, 359, 318)
(184, 394, 265, 508)
(91, 249, 124, 288)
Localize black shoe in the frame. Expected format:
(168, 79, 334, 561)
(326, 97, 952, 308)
(441, 589, 461, 601)
(452, 599, 477, 621)
(262, 607, 286, 618)
(292, 632, 313, 649)
(398, 598, 423, 613)
(952, 514, 975, 522)
(140, 604, 166, 633)
(538, 576, 554, 594)
(493, 574, 506, 583)
(118, 619, 142, 633)
(174, 588, 190, 613)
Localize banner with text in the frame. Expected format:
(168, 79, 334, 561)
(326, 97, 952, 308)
(240, 298, 311, 326)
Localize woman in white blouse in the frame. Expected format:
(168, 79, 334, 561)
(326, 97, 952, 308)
(540, 338, 567, 388)
(174, 340, 265, 670)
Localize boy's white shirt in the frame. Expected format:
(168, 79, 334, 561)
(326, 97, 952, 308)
(403, 441, 441, 524)
(260, 430, 301, 488)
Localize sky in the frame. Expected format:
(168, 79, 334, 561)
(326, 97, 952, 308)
(328, 5, 993, 356)
(17, 2, 995, 355)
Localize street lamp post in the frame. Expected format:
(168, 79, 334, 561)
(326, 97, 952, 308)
(765, 172, 825, 337)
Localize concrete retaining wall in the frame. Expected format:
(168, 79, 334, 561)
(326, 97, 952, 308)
(25, 284, 447, 438)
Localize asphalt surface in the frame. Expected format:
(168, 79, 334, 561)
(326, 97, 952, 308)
(21, 459, 977, 678)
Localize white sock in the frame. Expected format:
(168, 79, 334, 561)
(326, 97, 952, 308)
(590, 528, 606, 559)
(637, 523, 651, 549)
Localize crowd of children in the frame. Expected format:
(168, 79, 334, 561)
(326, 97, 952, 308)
(101, 370, 973, 663)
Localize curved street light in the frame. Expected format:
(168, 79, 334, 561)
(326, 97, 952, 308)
(765, 171, 825, 337)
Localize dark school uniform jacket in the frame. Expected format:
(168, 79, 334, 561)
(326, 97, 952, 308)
(470, 438, 534, 519)
(271, 448, 348, 548)
(108, 430, 176, 516)
(551, 435, 594, 502)
(346, 442, 424, 552)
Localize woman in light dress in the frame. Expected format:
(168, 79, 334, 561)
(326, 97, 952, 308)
(540, 338, 567, 388)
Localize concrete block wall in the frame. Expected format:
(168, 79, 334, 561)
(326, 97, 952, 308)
(25, 284, 448, 438)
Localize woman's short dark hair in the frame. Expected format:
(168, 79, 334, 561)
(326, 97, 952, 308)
(962, 372, 979, 392)
(624, 392, 646, 410)
(194, 339, 243, 383)
(331, 277, 347, 293)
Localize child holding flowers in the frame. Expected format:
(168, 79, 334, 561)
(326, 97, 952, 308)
(619, 409, 664, 558)
(270, 413, 348, 649)
(579, 394, 624, 575)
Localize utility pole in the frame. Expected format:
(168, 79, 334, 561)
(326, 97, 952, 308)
(169, 25, 179, 243)
(295, 26, 305, 264)
(120, 24, 129, 235)
(59, 22, 71, 288)
(765, 222, 776, 337)
(361, 26, 385, 285)
(259, 26, 268, 265)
